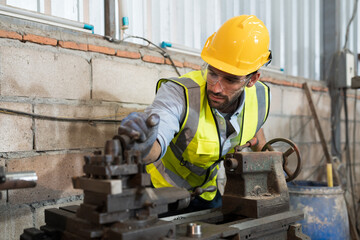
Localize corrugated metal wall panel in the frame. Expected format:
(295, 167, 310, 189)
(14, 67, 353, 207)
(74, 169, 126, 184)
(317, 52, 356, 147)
(51, 0, 79, 22)
(89, 0, 104, 36)
(6, 0, 38, 12)
(3, 0, 359, 80)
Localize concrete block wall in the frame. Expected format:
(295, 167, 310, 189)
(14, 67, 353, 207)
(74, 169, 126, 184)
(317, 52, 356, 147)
(0, 15, 200, 240)
(0, 16, 359, 240)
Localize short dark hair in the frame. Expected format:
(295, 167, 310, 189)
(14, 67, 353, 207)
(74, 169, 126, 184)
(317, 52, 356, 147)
(246, 70, 258, 78)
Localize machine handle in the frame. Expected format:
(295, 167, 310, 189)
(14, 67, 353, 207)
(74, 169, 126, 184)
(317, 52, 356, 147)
(261, 138, 302, 182)
(192, 186, 217, 197)
(234, 137, 258, 152)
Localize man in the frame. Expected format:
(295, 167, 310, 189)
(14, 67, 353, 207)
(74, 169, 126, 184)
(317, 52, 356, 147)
(118, 15, 272, 211)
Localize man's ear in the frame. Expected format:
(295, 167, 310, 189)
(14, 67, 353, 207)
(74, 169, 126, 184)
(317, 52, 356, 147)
(246, 72, 261, 87)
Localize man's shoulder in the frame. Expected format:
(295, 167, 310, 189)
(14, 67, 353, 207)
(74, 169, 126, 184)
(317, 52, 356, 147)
(159, 71, 205, 89)
(157, 80, 185, 94)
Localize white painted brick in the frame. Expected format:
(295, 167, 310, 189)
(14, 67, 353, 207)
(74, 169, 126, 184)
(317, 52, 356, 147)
(268, 85, 282, 115)
(299, 166, 327, 182)
(355, 182, 360, 200)
(92, 58, 159, 104)
(263, 116, 291, 140)
(0, 102, 33, 152)
(297, 143, 326, 168)
(340, 121, 355, 144)
(178, 67, 190, 76)
(0, 46, 91, 99)
(313, 91, 331, 119)
(282, 88, 310, 116)
(35, 200, 82, 228)
(0, 204, 33, 240)
(340, 97, 355, 121)
(356, 98, 360, 120)
(34, 104, 117, 150)
(295, 143, 333, 182)
(350, 143, 360, 164)
(355, 164, 360, 181)
(318, 119, 332, 143)
(158, 69, 179, 80)
(289, 116, 318, 143)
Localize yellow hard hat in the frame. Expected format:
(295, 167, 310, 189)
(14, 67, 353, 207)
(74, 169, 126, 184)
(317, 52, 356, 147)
(201, 15, 271, 76)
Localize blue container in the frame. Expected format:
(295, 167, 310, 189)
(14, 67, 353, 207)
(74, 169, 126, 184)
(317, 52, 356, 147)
(288, 181, 349, 240)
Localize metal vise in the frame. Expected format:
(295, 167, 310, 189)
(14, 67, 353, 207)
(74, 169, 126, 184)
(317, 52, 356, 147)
(222, 151, 290, 218)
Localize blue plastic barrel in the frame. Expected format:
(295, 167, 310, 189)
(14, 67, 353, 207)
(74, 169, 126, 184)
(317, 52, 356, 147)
(288, 181, 349, 240)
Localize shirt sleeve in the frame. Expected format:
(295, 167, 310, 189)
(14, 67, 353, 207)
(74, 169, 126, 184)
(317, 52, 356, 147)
(145, 81, 186, 159)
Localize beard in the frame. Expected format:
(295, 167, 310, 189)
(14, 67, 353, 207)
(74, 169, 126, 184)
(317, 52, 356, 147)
(207, 89, 243, 113)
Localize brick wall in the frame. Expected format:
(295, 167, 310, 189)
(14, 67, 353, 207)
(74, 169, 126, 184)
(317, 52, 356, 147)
(0, 16, 359, 240)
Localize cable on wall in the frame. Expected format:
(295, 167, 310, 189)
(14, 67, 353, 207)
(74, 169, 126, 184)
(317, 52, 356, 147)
(0, 36, 183, 125)
(343, 0, 359, 50)
(104, 34, 181, 77)
(0, 107, 123, 124)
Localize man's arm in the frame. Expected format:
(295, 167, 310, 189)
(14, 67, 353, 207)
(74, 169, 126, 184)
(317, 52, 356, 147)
(251, 128, 266, 152)
(143, 140, 162, 164)
(118, 81, 185, 164)
(145, 81, 186, 159)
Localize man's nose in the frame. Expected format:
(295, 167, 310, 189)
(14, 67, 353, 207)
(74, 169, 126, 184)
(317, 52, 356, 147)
(211, 77, 224, 93)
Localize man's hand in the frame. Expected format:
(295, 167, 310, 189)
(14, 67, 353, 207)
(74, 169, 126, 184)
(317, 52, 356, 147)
(118, 112, 160, 159)
(251, 128, 266, 152)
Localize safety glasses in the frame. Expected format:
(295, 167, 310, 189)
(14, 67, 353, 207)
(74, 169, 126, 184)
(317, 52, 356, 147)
(203, 64, 251, 93)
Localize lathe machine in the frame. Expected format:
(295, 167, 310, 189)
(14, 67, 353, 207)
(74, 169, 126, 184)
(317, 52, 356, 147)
(20, 133, 309, 240)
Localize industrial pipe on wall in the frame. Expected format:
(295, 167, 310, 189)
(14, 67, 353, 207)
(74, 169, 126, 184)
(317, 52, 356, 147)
(0, 4, 94, 33)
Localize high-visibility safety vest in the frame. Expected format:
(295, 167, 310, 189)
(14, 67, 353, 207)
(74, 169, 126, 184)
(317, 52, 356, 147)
(146, 71, 270, 201)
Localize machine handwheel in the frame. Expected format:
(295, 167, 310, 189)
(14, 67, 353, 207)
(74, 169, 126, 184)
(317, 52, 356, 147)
(261, 138, 302, 182)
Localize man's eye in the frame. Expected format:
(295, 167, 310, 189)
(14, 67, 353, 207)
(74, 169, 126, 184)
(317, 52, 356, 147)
(225, 78, 238, 84)
(209, 71, 217, 77)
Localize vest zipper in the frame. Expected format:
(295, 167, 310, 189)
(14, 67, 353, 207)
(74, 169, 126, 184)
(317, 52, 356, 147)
(197, 109, 222, 189)
(239, 106, 245, 145)
(213, 110, 223, 162)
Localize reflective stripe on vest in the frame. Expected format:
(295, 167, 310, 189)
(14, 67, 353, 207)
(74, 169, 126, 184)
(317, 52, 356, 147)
(239, 81, 270, 145)
(255, 81, 268, 133)
(146, 71, 270, 201)
(169, 142, 218, 176)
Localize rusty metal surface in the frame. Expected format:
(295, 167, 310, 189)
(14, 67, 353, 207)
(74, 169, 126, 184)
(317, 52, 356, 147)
(287, 223, 311, 240)
(222, 151, 290, 218)
(171, 209, 305, 239)
(108, 219, 176, 240)
(24, 207, 305, 240)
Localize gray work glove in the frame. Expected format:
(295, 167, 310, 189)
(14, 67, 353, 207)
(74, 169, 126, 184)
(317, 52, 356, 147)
(118, 112, 160, 158)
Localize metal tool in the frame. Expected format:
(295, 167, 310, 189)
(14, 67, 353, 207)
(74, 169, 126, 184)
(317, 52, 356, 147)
(234, 137, 259, 152)
(0, 166, 37, 199)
